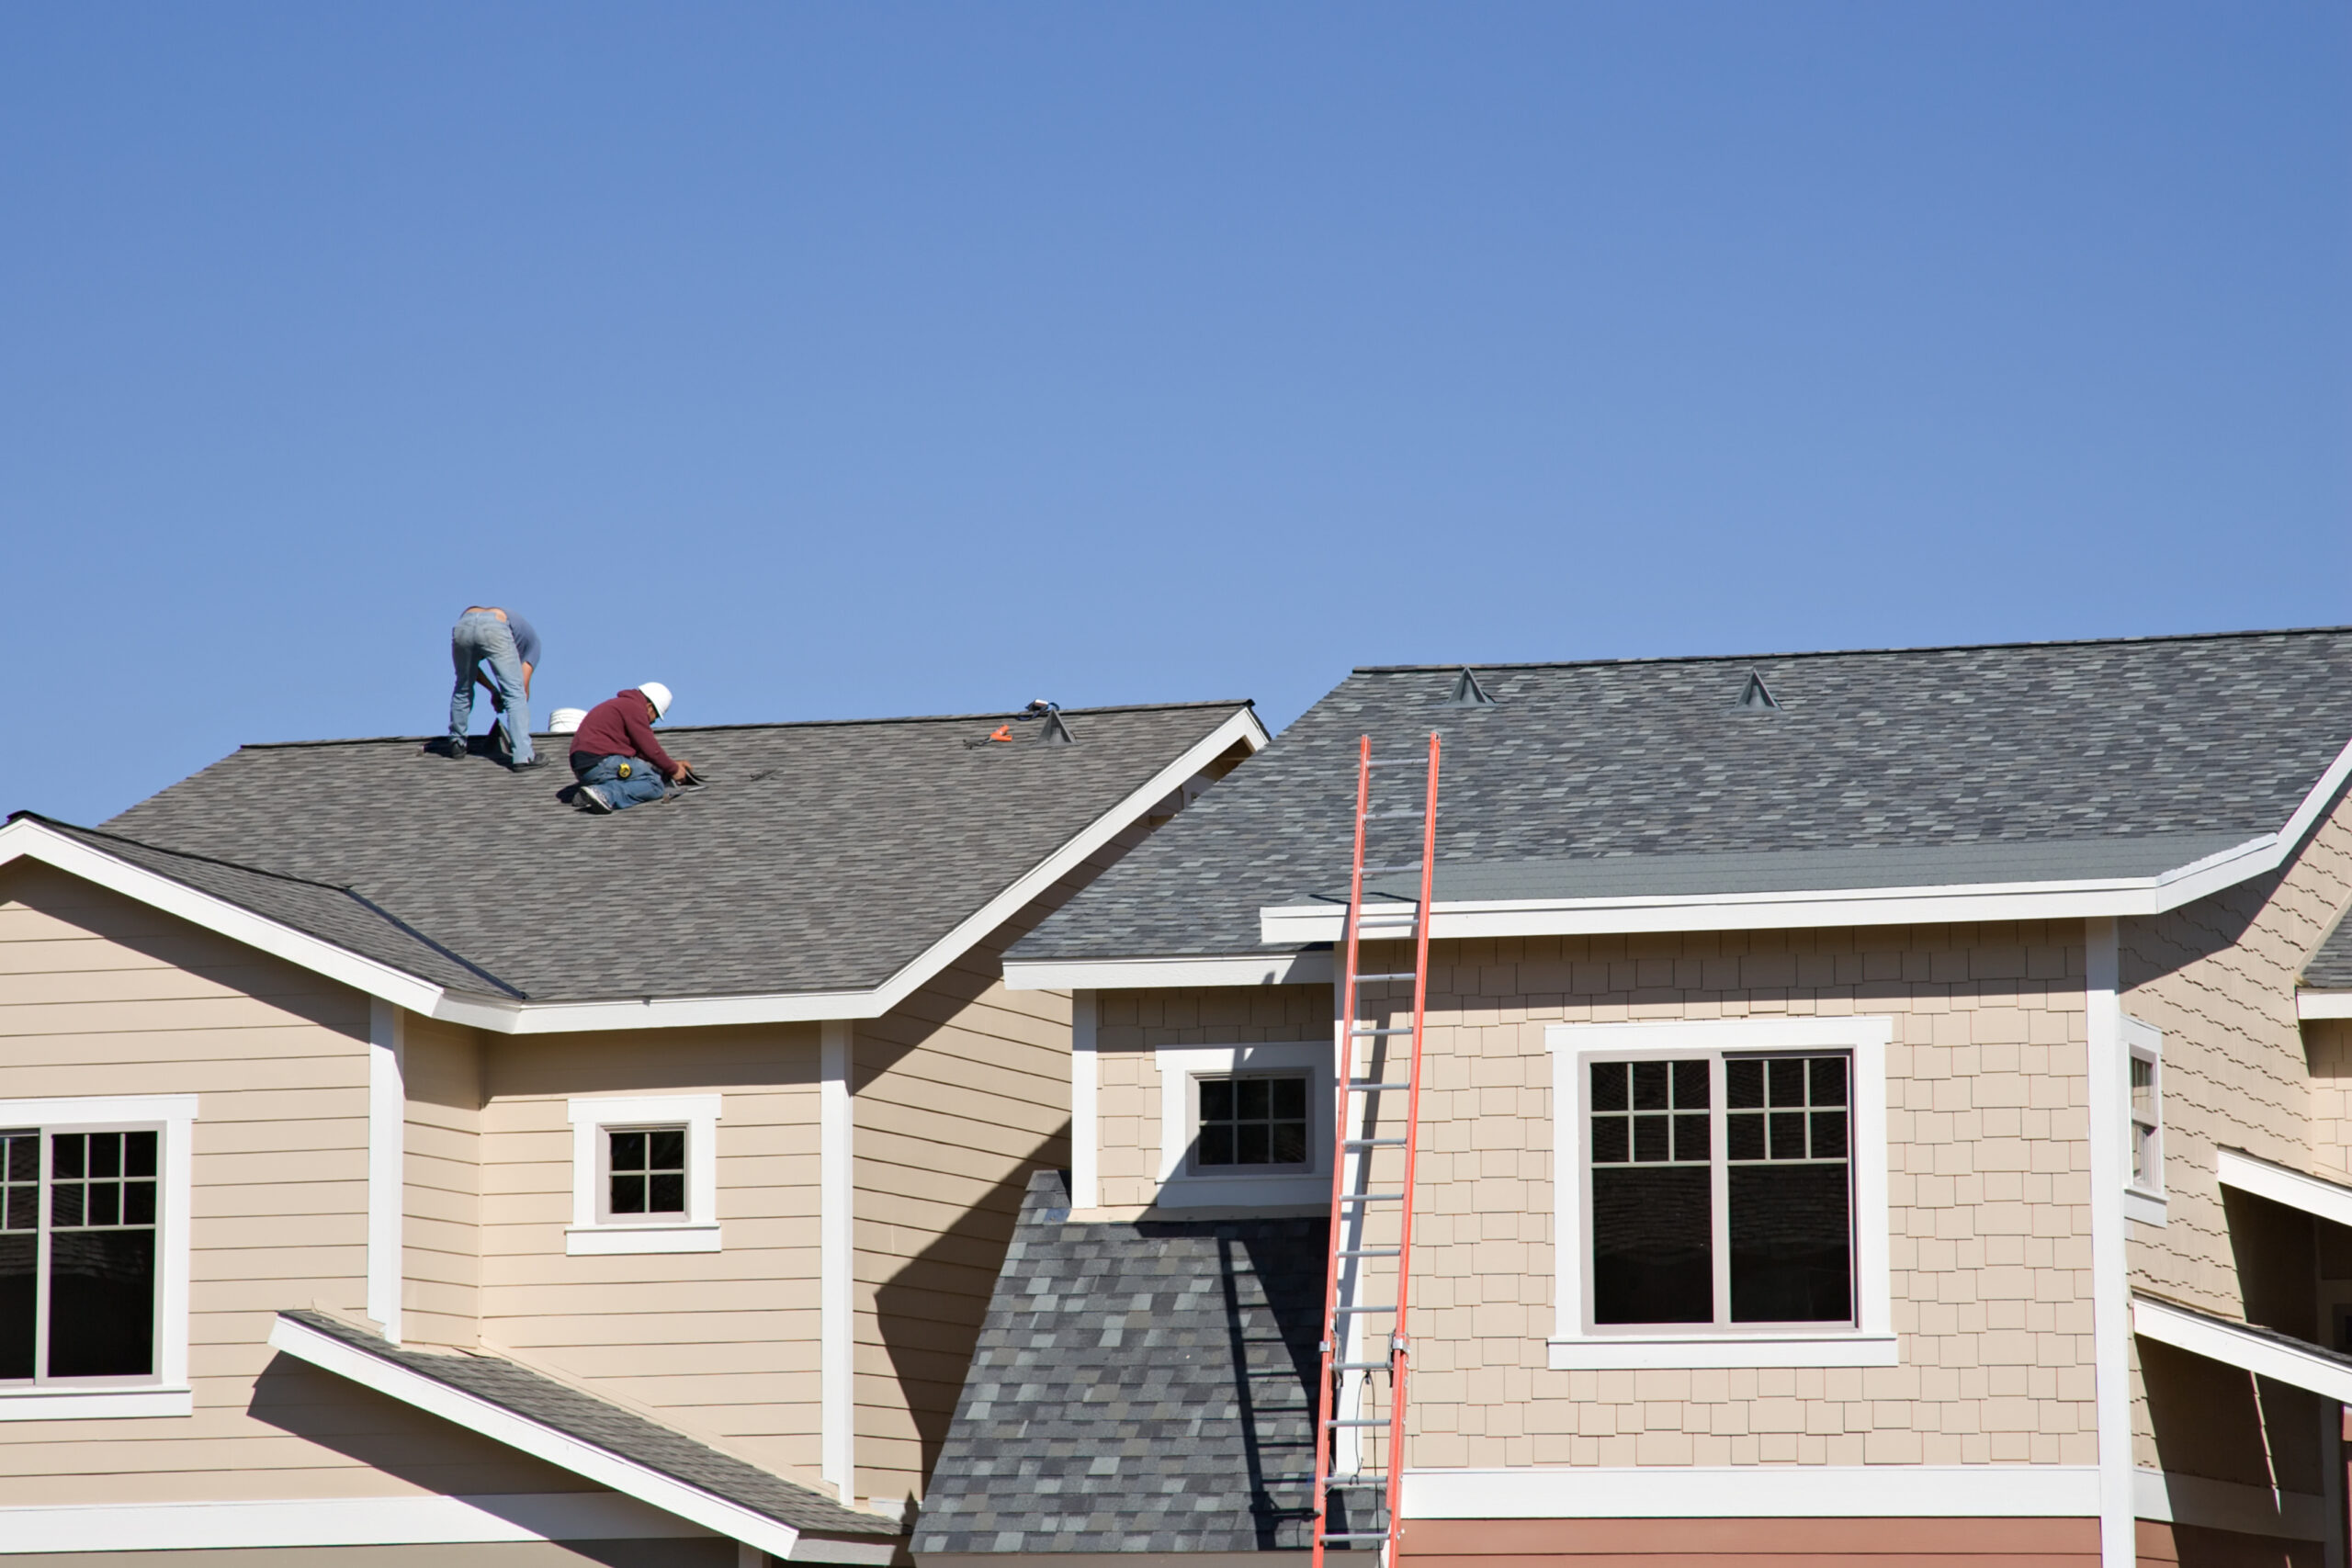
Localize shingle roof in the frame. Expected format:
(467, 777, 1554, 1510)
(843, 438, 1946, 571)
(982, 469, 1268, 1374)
(51, 701, 1250, 1003)
(278, 1310, 895, 1539)
(2308, 906, 2352, 991)
(1012, 629, 2352, 963)
(913, 1172, 1352, 1556)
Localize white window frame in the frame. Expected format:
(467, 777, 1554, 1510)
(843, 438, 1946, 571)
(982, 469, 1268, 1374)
(565, 1095, 721, 1255)
(2122, 1016, 2165, 1227)
(0, 1094, 198, 1420)
(1154, 1043, 1332, 1208)
(1548, 1018, 1894, 1369)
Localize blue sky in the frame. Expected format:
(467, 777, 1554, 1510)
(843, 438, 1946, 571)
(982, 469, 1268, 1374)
(5, 2, 2346, 827)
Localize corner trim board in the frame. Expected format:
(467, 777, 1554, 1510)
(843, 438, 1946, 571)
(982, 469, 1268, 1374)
(820, 1020, 854, 1503)
(2085, 919, 2133, 1568)
(264, 1314, 801, 1558)
(1070, 992, 1099, 1211)
(368, 998, 406, 1344)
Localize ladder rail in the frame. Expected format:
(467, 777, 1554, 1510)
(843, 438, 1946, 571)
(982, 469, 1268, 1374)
(1311, 731, 1438, 1568)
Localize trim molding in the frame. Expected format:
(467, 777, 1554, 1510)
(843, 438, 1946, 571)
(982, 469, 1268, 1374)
(820, 1021, 854, 1503)
(1069, 992, 1099, 1210)
(2301, 990, 2352, 1021)
(368, 998, 406, 1343)
(1151, 1042, 1332, 1208)
(2132, 1294, 2352, 1404)
(1003, 950, 1334, 993)
(266, 1314, 800, 1558)
(1400, 1464, 2100, 1518)
(0, 707, 1267, 1035)
(2216, 1145, 2352, 1229)
(0, 1491, 714, 1553)
(2085, 919, 2132, 1568)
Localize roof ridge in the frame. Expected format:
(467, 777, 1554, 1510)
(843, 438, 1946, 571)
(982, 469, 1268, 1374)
(235, 697, 1256, 750)
(1354, 624, 2352, 677)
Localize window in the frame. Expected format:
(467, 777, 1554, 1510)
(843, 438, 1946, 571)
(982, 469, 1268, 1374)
(1196, 1074, 1310, 1169)
(2121, 1016, 2164, 1224)
(1154, 1043, 1332, 1207)
(1550, 1019, 1893, 1369)
(0, 1096, 196, 1418)
(567, 1096, 722, 1255)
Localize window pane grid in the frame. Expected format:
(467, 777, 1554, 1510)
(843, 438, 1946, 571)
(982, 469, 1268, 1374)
(1197, 1074, 1309, 1168)
(607, 1127, 687, 1218)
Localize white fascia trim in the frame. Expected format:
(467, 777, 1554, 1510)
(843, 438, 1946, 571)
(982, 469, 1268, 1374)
(2, 708, 1269, 1039)
(1004, 951, 1335, 993)
(1546, 1017, 1892, 1360)
(265, 1314, 801, 1558)
(0, 819, 448, 1015)
(1401, 1464, 2100, 1518)
(2217, 1145, 2352, 1229)
(0, 1491, 716, 1552)
(368, 999, 406, 1343)
(2136, 1467, 2331, 1540)
(2301, 991, 2352, 1021)
(1260, 732, 2352, 946)
(819, 1021, 854, 1504)
(2132, 1294, 2352, 1404)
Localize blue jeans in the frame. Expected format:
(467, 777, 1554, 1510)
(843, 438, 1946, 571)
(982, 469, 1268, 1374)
(571, 753, 669, 811)
(449, 612, 534, 764)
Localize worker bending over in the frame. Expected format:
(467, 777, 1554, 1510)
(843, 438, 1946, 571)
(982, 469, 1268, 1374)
(570, 684, 694, 814)
(444, 605, 543, 768)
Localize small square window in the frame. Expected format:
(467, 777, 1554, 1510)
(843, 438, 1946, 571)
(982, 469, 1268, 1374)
(1196, 1074, 1310, 1169)
(566, 1094, 723, 1255)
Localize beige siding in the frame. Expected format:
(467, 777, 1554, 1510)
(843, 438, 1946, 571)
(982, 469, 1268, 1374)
(402, 1014, 482, 1348)
(1097, 919, 2098, 1472)
(477, 1022, 826, 1491)
(0, 863, 582, 1505)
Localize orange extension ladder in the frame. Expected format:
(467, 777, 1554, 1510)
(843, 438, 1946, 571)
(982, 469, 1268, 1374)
(1310, 732, 1439, 1568)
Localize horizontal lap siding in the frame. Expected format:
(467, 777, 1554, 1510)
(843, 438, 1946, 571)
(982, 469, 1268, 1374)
(853, 945, 1074, 1509)
(1401, 1515, 2101, 1565)
(1098, 920, 2097, 1472)
(0, 863, 582, 1505)
(478, 1023, 825, 1489)
(402, 1015, 482, 1349)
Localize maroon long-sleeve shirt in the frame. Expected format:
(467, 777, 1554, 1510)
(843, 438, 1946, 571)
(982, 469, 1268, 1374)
(570, 690, 680, 777)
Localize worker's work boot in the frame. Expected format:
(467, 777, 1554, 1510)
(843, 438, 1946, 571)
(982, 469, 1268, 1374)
(573, 785, 614, 815)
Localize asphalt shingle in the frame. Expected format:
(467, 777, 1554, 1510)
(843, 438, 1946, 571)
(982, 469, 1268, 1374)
(1012, 630, 2352, 963)
(64, 701, 1250, 1002)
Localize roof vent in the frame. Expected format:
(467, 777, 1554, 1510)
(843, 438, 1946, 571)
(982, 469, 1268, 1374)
(1022, 699, 1077, 745)
(1442, 667, 1498, 707)
(1731, 671, 1781, 715)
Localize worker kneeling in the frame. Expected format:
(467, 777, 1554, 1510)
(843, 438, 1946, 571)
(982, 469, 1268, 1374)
(570, 683, 693, 815)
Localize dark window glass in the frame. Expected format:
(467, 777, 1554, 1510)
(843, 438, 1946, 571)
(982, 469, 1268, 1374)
(1593, 1167, 1711, 1323)
(0, 1233, 30, 1381)
(1196, 1075, 1310, 1168)
(607, 1127, 687, 1218)
(1590, 1062, 1629, 1112)
(47, 1231, 155, 1377)
(1724, 1055, 1852, 1324)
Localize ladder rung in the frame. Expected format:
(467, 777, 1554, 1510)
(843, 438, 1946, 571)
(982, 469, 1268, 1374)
(1323, 1478, 1386, 1488)
(1343, 1138, 1406, 1148)
(1332, 1360, 1391, 1371)
(1327, 1418, 1390, 1427)
(1360, 863, 1420, 873)
(1332, 1303, 1397, 1314)
(1365, 759, 1421, 767)
(1347, 1080, 1411, 1091)
(1363, 810, 1422, 820)
(1336, 1192, 1402, 1202)
(1350, 1027, 1413, 1036)
(1337, 1247, 1399, 1258)
(1352, 972, 1415, 983)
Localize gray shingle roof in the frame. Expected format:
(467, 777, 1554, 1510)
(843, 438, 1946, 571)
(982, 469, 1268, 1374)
(1012, 629, 2352, 963)
(278, 1310, 896, 1539)
(58, 701, 1249, 1002)
(913, 1172, 1353, 1555)
(2308, 907, 2352, 991)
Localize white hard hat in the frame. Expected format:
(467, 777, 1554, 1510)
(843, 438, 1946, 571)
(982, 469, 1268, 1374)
(639, 682, 673, 718)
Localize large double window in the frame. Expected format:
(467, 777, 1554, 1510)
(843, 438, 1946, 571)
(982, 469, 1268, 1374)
(1550, 1019, 1892, 1369)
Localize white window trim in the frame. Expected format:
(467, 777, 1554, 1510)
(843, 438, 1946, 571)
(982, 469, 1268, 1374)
(1547, 1018, 1894, 1369)
(565, 1095, 722, 1255)
(1154, 1043, 1331, 1208)
(0, 1093, 198, 1419)
(2121, 1015, 2165, 1227)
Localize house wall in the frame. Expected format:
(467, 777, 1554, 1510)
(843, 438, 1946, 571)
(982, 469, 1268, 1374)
(0, 862, 583, 1505)
(476, 1021, 827, 1490)
(402, 1012, 482, 1348)
(1095, 918, 2099, 1471)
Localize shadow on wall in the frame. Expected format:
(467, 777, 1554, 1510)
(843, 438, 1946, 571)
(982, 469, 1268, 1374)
(246, 1357, 740, 1567)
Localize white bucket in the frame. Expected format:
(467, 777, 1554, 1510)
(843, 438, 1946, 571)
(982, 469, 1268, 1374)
(548, 707, 587, 735)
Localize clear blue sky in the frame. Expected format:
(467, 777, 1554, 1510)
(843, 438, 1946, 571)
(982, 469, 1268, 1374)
(6, 2, 2346, 828)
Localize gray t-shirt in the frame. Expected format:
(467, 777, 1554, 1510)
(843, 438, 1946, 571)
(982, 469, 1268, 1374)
(503, 613, 542, 669)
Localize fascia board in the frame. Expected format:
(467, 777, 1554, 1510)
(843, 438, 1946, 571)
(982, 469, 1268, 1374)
(0, 819, 448, 1016)
(9, 707, 1268, 1038)
(1256, 837, 2286, 944)
(1002, 950, 1336, 992)
(265, 1315, 801, 1558)
(2215, 1146, 2352, 1229)
(2300, 992, 2352, 1021)
(2131, 1294, 2352, 1404)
